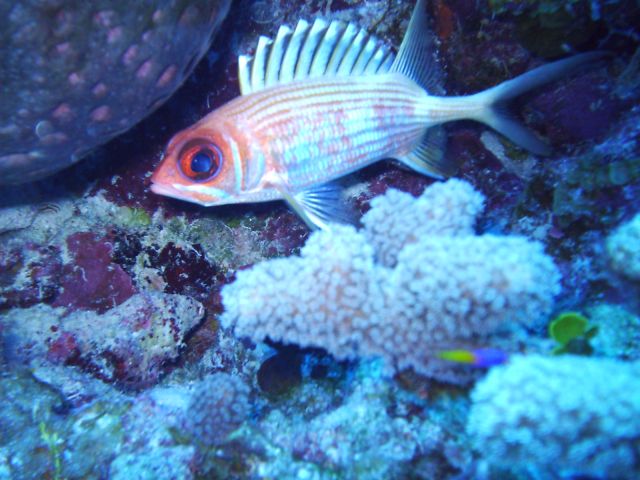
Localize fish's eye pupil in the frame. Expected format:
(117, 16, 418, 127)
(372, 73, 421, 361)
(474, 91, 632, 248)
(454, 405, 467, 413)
(178, 141, 223, 181)
(191, 150, 212, 173)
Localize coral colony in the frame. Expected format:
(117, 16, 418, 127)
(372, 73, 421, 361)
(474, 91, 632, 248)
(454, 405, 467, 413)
(1, 1, 640, 479)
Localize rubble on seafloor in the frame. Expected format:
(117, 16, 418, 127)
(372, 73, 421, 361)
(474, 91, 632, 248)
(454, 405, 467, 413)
(1, 0, 640, 479)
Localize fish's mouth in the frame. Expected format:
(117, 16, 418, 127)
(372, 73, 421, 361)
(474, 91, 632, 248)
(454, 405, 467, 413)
(149, 181, 230, 207)
(149, 182, 191, 202)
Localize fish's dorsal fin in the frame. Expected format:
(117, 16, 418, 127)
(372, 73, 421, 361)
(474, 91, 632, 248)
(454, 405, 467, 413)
(390, 0, 444, 94)
(238, 18, 395, 95)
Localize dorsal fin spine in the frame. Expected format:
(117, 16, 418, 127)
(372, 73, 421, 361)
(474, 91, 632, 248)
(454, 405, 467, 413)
(251, 36, 272, 91)
(265, 25, 292, 87)
(353, 36, 377, 74)
(363, 46, 385, 74)
(238, 55, 252, 94)
(325, 23, 357, 74)
(337, 29, 367, 75)
(309, 21, 341, 76)
(294, 19, 328, 78)
(280, 19, 309, 83)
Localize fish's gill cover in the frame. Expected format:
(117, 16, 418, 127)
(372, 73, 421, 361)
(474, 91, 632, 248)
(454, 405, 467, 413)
(467, 355, 640, 479)
(0, 0, 231, 184)
(221, 179, 561, 381)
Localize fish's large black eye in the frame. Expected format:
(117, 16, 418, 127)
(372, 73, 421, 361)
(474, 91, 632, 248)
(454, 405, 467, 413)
(178, 142, 223, 182)
(191, 151, 213, 173)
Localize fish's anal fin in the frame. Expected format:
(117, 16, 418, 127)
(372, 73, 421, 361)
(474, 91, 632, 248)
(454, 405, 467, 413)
(275, 181, 356, 231)
(390, 0, 445, 95)
(238, 18, 396, 95)
(396, 126, 457, 179)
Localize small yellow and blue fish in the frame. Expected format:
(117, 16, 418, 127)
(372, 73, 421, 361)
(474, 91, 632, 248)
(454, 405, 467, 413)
(436, 348, 509, 368)
(150, 0, 605, 230)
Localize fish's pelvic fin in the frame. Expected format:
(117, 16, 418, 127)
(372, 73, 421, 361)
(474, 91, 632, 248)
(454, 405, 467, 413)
(471, 51, 610, 156)
(390, 0, 444, 94)
(396, 126, 457, 178)
(238, 17, 395, 94)
(277, 182, 356, 231)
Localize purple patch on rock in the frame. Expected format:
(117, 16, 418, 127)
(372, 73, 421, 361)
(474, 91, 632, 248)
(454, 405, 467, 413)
(54, 232, 136, 313)
(146, 242, 218, 298)
(3, 292, 204, 389)
(260, 209, 309, 257)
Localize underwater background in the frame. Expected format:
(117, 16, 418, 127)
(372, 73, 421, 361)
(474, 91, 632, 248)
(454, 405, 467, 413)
(1, 0, 640, 478)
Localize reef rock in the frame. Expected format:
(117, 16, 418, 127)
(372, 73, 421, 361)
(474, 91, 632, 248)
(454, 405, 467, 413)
(1, 292, 204, 388)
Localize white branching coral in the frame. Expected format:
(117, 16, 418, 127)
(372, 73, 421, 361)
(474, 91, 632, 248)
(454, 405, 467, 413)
(221, 180, 561, 378)
(467, 355, 640, 479)
(607, 213, 640, 280)
(362, 179, 485, 267)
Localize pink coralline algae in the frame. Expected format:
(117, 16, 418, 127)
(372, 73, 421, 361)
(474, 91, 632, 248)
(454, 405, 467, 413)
(54, 232, 136, 313)
(2, 292, 204, 389)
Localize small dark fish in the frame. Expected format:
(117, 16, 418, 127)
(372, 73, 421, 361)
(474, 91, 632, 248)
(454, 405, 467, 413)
(0, 0, 231, 184)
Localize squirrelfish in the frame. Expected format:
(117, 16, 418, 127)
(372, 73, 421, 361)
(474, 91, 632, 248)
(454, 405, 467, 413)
(150, 0, 605, 230)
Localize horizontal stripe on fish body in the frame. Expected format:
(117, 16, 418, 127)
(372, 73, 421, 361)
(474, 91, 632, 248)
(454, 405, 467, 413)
(220, 74, 435, 189)
(219, 74, 422, 119)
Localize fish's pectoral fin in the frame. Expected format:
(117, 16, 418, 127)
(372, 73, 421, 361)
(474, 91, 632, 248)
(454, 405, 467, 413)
(396, 126, 458, 178)
(275, 181, 356, 231)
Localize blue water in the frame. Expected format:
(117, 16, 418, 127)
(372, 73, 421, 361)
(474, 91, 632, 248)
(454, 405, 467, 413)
(0, 1, 639, 479)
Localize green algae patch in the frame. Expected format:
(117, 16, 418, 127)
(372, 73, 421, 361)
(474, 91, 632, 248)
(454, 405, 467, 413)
(118, 206, 152, 228)
(549, 311, 598, 355)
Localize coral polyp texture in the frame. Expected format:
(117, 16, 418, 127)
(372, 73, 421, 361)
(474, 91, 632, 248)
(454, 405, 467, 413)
(362, 180, 486, 267)
(607, 213, 640, 280)
(467, 355, 640, 479)
(221, 180, 561, 379)
(183, 372, 251, 446)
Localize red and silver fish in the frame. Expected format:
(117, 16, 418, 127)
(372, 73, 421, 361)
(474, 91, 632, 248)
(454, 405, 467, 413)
(150, 0, 604, 230)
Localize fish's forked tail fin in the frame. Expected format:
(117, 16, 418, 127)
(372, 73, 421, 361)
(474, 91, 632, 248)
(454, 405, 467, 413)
(470, 51, 610, 156)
